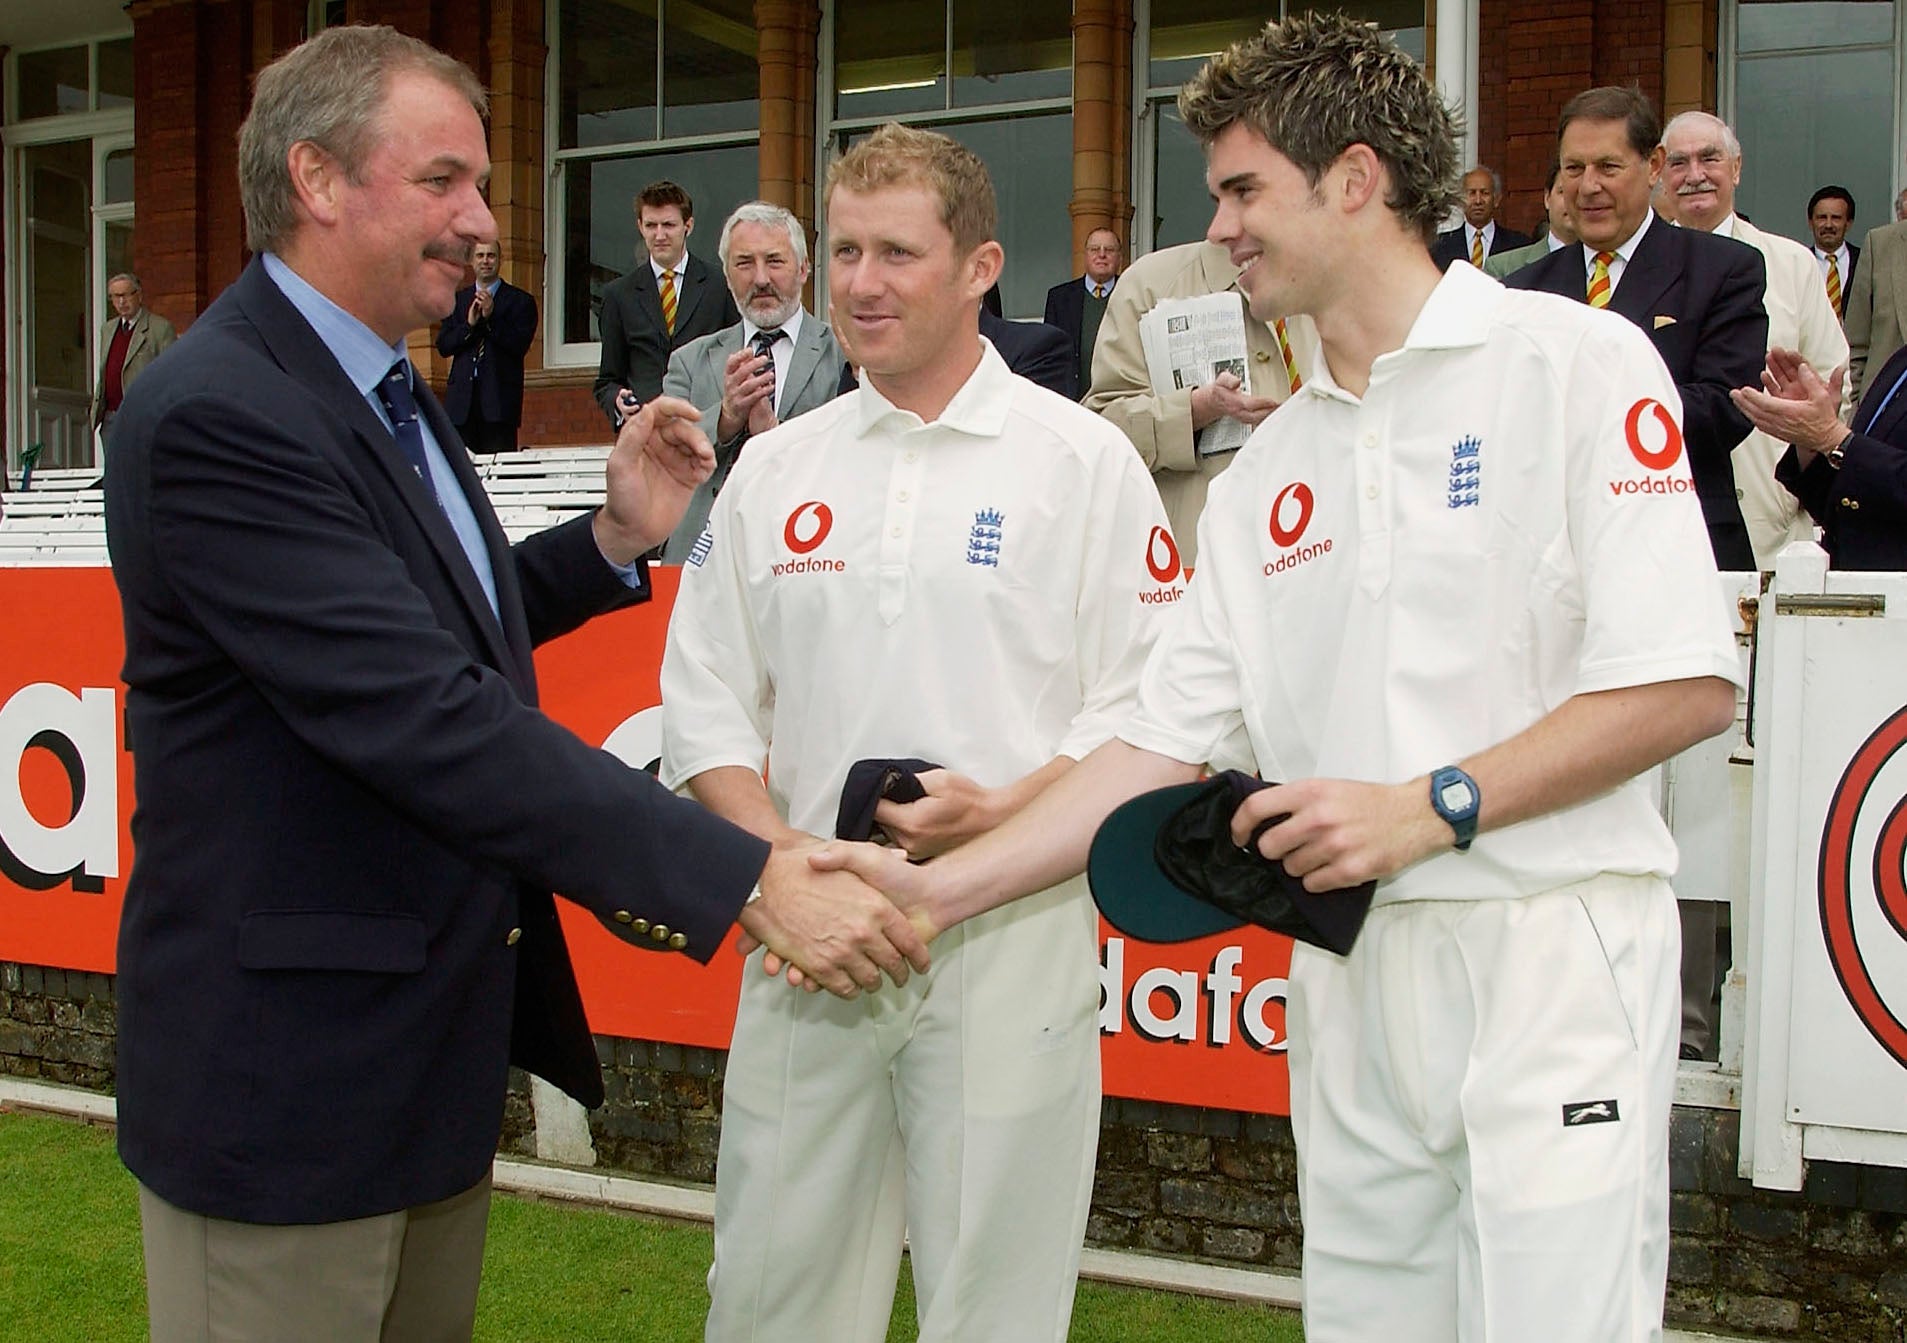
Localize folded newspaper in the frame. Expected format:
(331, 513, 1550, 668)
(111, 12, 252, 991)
(1138, 291, 1252, 458)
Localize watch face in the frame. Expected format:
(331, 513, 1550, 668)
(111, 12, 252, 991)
(1438, 778, 1477, 813)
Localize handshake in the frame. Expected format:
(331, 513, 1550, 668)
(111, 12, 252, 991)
(730, 764, 1008, 998)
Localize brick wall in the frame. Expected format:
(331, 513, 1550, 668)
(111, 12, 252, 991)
(15, 960, 1895, 1339)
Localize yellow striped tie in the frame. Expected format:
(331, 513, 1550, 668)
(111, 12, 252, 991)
(1470, 230, 1485, 268)
(1587, 251, 1614, 309)
(1826, 255, 1842, 317)
(1273, 318, 1303, 395)
(659, 269, 679, 335)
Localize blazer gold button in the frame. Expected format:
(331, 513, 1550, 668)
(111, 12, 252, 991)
(613, 910, 633, 924)
(650, 923, 671, 942)
(631, 918, 650, 934)
(505, 927, 522, 946)
(668, 933, 688, 950)
(1254, 350, 1270, 362)
(1842, 498, 1859, 510)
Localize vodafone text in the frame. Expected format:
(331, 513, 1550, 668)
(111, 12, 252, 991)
(0, 684, 118, 892)
(1263, 537, 1332, 577)
(1099, 938, 1289, 1052)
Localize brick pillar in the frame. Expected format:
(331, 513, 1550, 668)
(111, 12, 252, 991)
(757, 0, 819, 222)
(1070, 0, 1132, 267)
(1662, 0, 1714, 117)
(489, 0, 546, 371)
(1490, 0, 1595, 240)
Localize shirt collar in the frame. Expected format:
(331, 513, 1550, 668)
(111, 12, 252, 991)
(262, 251, 410, 401)
(741, 305, 805, 347)
(852, 337, 1014, 438)
(1816, 242, 1850, 266)
(1269, 265, 1500, 406)
(1588, 207, 1654, 271)
(1715, 213, 1742, 238)
(1469, 221, 1493, 244)
(1545, 231, 1568, 252)
(1083, 274, 1114, 295)
(651, 257, 683, 282)
(479, 277, 501, 296)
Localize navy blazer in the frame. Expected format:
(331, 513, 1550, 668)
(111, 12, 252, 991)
(104, 258, 765, 1225)
(1507, 219, 1768, 571)
(1775, 340, 1907, 569)
(436, 278, 538, 428)
(593, 252, 738, 421)
(1429, 223, 1534, 272)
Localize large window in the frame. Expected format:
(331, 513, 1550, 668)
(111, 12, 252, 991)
(549, 0, 761, 358)
(826, 0, 1074, 319)
(1140, 0, 1426, 251)
(1726, 0, 1899, 249)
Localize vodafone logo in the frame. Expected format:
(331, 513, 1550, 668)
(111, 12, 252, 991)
(1624, 398, 1683, 471)
(1268, 483, 1314, 548)
(783, 501, 833, 554)
(1146, 527, 1182, 583)
(1816, 706, 1907, 1071)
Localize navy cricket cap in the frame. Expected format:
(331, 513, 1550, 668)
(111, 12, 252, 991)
(1088, 771, 1374, 955)
(834, 757, 942, 842)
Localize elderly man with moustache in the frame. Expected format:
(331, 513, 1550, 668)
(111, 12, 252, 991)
(658, 200, 845, 562)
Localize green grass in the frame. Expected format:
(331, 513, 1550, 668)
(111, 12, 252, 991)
(0, 1109, 1302, 1341)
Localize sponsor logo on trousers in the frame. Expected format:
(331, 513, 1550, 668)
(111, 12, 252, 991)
(1263, 537, 1333, 576)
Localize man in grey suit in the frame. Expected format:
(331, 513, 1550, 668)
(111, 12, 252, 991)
(93, 272, 177, 439)
(659, 201, 845, 561)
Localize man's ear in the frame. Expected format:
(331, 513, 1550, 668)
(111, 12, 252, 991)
(287, 141, 340, 227)
(1334, 143, 1383, 214)
(968, 239, 1005, 298)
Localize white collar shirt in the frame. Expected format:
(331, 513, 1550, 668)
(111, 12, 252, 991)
(1814, 242, 1852, 281)
(739, 306, 806, 416)
(1120, 264, 1742, 904)
(1583, 206, 1654, 294)
(660, 339, 1179, 836)
(650, 257, 683, 286)
(1466, 221, 1496, 255)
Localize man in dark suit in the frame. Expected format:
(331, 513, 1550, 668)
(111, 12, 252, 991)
(434, 234, 537, 454)
(1808, 186, 1859, 321)
(103, 28, 926, 1341)
(1043, 227, 1122, 398)
(1734, 345, 1907, 570)
(1507, 86, 1767, 572)
(1429, 166, 1531, 270)
(592, 179, 739, 427)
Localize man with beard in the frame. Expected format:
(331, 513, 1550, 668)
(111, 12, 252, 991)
(658, 201, 845, 561)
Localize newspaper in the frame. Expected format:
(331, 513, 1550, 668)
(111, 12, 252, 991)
(1138, 292, 1253, 458)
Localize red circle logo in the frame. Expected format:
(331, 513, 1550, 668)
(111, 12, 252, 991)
(782, 501, 833, 554)
(1145, 526, 1182, 583)
(1268, 482, 1314, 549)
(1624, 398, 1684, 471)
(1817, 704, 1907, 1070)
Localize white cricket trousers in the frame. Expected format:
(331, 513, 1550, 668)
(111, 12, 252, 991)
(1287, 872, 1680, 1343)
(704, 880, 1101, 1343)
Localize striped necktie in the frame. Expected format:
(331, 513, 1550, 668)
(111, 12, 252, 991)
(1470, 229, 1485, 268)
(1273, 318, 1303, 395)
(1587, 251, 1615, 309)
(1826, 255, 1843, 317)
(659, 269, 679, 335)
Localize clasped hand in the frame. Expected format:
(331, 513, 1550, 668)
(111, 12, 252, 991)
(736, 840, 932, 999)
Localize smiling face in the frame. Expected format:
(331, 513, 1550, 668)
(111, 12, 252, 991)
(1659, 118, 1739, 233)
(1560, 116, 1662, 251)
(1810, 197, 1851, 252)
(471, 238, 501, 283)
(724, 219, 808, 329)
(640, 203, 691, 269)
(316, 69, 495, 344)
(826, 181, 993, 404)
(1204, 122, 1333, 324)
(1084, 228, 1121, 284)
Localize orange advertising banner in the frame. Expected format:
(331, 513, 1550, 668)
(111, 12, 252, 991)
(0, 566, 1290, 1115)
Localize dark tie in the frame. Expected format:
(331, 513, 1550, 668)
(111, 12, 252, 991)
(374, 361, 439, 505)
(751, 328, 782, 395)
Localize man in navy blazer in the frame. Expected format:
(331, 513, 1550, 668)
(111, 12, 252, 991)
(1506, 87, 1766, 572)
(1734, 343, 1907, 570)
(104, 28, 926, 1340)
(1042, 227, 1122, 398)
(435, 234, 538, 453)
(593, 180, 739, 426)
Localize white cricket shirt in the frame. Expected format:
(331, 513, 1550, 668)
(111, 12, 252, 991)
(661, 340, 1181, 836)
(1121, 264, 1744, 903)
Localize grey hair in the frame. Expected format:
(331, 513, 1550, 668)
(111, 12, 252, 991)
(1465, 165, 1503, 196)
(717, 201, 809, 270)
(1661, 110, 1741, 161)
(107, 272, 143, 291)
(238, 25, 487, 255)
